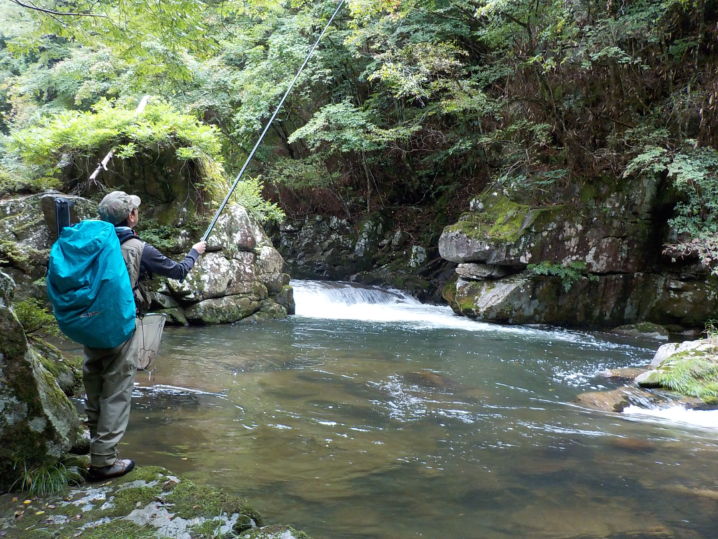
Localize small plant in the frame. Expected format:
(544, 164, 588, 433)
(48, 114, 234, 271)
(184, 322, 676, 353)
(12, 457, 85, 497)
(705, 320, 718, 344)
(13, 298, 59, 337)
(527, 260, 598, 292)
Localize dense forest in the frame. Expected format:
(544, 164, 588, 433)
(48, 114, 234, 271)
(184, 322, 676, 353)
(1, 0, 717, 267)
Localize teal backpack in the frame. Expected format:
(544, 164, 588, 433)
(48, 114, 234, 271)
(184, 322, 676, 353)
(47, 220, 136, 349)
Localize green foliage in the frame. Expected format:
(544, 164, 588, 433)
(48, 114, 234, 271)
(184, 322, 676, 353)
(1, 0, 717, 224)
(288, 101, 417, 153)
(228, 177, 285, 224)
(6, 98, 223, 186)
(653, 351, 718, 404)
(10, 98, 221, 165)
(266, 153, 339, 190)
(624, 141, 718, 258)
(527, 260, 597, 292)
(136, 222, 184, 253)
(13, 298, 59, 337)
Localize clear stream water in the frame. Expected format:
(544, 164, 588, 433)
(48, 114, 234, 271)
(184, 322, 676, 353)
(124, 280, 718, 538)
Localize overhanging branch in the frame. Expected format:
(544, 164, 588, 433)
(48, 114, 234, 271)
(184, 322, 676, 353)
(10, 0, 105, 17)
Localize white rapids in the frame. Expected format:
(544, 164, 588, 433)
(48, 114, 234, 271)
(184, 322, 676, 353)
(291, 279, 639, 349)
(623, 405, 718, 430)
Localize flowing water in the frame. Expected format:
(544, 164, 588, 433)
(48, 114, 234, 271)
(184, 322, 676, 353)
(124, 280, 718, 538)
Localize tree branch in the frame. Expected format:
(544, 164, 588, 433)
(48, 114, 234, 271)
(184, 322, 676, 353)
(10, 0, 105, 17)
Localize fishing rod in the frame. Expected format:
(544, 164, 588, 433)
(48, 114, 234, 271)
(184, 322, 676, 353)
(201, 0, 346, 242)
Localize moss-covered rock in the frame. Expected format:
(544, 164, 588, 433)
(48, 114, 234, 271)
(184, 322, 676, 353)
(0, 271, 82, 491)
(0, 466, 303, 538)
(612, 322, 670, 340)
(636, 339, 718, 403)
(439, 192, 650, 273)
(438, 176, 718, 329)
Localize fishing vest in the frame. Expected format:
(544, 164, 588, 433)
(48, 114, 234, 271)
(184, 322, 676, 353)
(120, 237, 152, 314)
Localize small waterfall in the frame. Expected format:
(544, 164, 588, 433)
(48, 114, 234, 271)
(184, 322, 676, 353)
(291, 279, 429, 324)
(290, 280, 636, 348)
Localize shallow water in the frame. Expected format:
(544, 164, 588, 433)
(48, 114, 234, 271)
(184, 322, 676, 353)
(123, 281, 718, 538)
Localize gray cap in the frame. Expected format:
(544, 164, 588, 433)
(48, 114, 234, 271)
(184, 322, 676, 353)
(98, 191, 141, 225)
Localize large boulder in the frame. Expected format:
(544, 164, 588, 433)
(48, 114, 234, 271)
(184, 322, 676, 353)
(167, 205, 294, 323)
(0, 271, 82, 488)
(439, 180, 718, 329)
(438, 191, 654, 273)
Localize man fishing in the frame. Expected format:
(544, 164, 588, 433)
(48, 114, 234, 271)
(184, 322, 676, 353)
(84, 191, 206, 480)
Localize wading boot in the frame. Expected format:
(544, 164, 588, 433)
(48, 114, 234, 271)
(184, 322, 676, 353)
(88, 458, 135, 481)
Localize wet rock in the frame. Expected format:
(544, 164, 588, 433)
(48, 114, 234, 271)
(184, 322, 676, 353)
(276, 215, 357, 279)
(156, 307, 190, 326)
(598, 367, 650, 383)
(185, 295, 263, 325)
(574, 387, 658, 412)
(438, 181, 718, 329)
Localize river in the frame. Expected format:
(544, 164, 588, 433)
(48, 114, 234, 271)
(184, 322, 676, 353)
(126, 280, 718, 538)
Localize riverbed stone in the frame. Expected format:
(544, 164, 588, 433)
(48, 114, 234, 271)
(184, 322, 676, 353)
(574, 387, 658, 412)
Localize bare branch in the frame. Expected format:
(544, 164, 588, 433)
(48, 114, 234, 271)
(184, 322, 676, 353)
(9, 0, 105, 17)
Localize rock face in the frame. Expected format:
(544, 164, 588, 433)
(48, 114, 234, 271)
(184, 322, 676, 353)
(274, 214, 455, 302)
(439, 182, 718, 329)
(0, 271, 82, 488)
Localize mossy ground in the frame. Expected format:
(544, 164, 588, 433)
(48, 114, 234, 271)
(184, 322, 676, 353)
(0, 466, 301, 539)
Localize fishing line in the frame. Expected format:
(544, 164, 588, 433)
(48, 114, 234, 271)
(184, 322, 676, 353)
(201, 0, 347, 242)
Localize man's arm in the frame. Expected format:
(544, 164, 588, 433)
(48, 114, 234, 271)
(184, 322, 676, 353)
(140, 241, 206, 281)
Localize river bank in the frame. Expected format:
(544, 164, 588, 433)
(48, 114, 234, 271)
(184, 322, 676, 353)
(0, 466, 307, 539)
